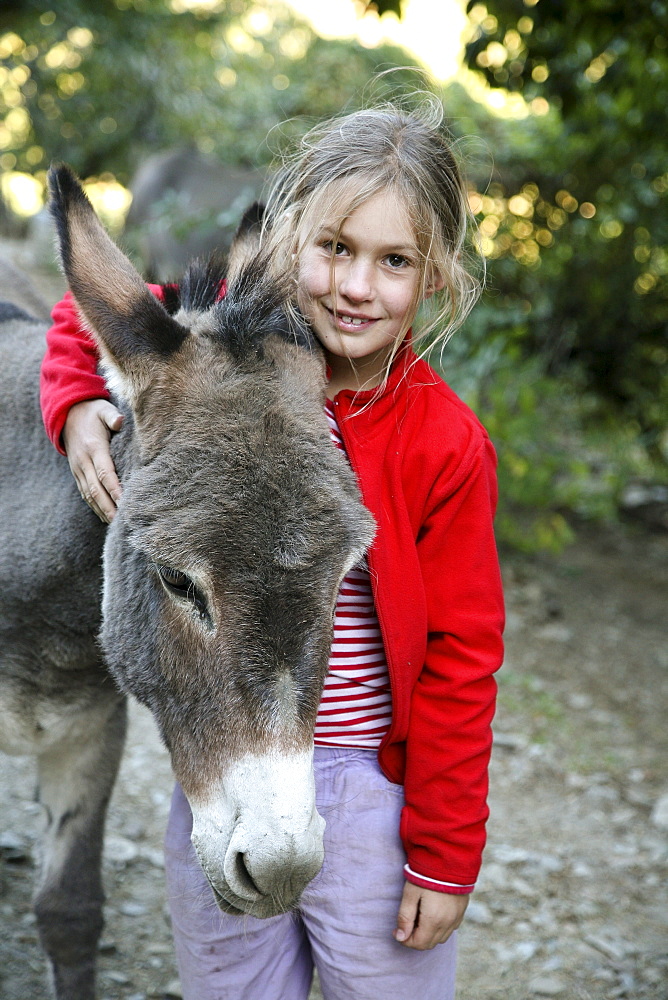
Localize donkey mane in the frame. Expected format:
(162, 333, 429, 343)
(215, 253, 316, 361)
(179, 251, 317, 363)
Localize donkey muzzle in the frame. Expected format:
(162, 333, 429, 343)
(189, 749, 325, 918)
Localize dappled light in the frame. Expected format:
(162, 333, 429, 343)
(0, 0, 667, 544)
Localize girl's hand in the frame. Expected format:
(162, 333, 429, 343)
(63, 398, 124, 523)
(393, 882, 469, 950)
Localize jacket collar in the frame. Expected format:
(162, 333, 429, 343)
(330, 334, 419, 408)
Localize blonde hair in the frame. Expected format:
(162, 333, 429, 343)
(263, 98, 483, 381)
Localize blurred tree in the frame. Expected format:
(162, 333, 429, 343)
(0, 0, 417, 185)
(365, 0, 404, 16)
(463, 1, 668, 459)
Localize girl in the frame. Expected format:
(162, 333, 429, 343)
(40, 101, 504, 1000)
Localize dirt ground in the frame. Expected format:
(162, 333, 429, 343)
(1, 239, 667, 999)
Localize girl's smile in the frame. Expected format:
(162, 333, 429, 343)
(298, 191, 427, 390)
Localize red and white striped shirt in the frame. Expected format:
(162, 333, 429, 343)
(314, 400, 392, 749)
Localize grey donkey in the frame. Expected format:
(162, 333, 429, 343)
(0, 165, 375, 1000)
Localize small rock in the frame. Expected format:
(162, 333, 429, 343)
(536, 623, 573, 643)
(534, 853, 564, 874)
(650, 792, 668, 830)
(147, 942, 174, 955)
(509, 876, 539, 899)
(0, 831, 30, 863)
(105, 970, 131, 984)
(503, 610, 524, 634)
(120, 901, 148, 917)
(123, 819, 146, 841)
(476, 861, 506, 889)
(566, 692, 593, 710)
(163, 979, 183, 999)
(491, 845, 531, 865)
(493, 731, 529, 750)
(466, 900, 493, 925)
(530, 910, 558, 932)
(140, 846, 165, 868)
(105, 835, 139, 864)
(529, 975, 567, 996)
(584, 933, 631, 962)
(589, 708, 615, 724)
(515, 940, 539, 961)
(98, 938, 117, 954)
(592, 967, 617, 983)
(626, 786, 653, 807)
(571, 900, 600, 919)
(540, 957, 563, 972)
(611, 807, 637, 825)
(584, 784, 619, 803)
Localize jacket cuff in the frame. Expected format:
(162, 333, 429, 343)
(403, 864, 475, 895)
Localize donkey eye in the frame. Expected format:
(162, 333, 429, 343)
(156, 564, 191, 593)
(155, 564, 212, 626)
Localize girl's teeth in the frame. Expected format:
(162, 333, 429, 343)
(342, 316, 364, 325)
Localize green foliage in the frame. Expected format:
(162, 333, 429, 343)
(2, 0, 666, 553)
(462, 0, 668, 460)
(0, 0, 417, 183)
(435, 301, 659, 552)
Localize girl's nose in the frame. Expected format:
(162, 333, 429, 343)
(338, 260, 374, 303)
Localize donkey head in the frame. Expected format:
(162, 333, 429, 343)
(48, 166, 376, 917)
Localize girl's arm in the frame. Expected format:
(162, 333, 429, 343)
(40, 286, 166, 521)
(41, 291, 113, 452)
(403, 434, 504, 898)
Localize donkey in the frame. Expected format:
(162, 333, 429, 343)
(0, 166, 375, 1000)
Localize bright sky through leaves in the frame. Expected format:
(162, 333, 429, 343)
(284, 0, 467, 83)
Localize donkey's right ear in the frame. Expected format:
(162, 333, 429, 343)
(226, 201, 265, 287)
(48, 164, 188, 402)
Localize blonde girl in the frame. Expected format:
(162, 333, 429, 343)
(40, 100, 504, 1000)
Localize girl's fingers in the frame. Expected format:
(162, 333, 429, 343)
(394, 883, 469, 951)
(393, 882, 420, 943)
(74, 454, 117, 523)
(63, 399, 124, 523)
(94, 456, 123, 507)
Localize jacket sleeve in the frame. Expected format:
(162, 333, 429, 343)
(401, 434, 504, 889)
(40, 284, 168, 454)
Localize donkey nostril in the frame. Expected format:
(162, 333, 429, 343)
(231, 850, 262, 898)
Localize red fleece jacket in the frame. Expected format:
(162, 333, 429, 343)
(40, 290, 504, 891)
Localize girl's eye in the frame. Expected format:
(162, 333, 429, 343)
(322, 240, 347, 256)
(385, 253, 410, 269)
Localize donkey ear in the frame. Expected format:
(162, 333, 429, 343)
(226, 201, 265, 288)
(48, 164, 187, 400)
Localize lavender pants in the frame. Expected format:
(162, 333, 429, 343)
(164, 747, 457, 1000)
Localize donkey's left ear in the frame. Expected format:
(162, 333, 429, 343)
(226, 201, 265, 288)
(48, 164, 188, 402)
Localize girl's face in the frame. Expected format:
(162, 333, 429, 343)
(297, 190, 428, 386)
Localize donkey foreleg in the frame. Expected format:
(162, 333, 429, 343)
(33, 693, 127, 1000)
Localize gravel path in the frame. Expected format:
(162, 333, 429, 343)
(2, 524, 666, 999)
